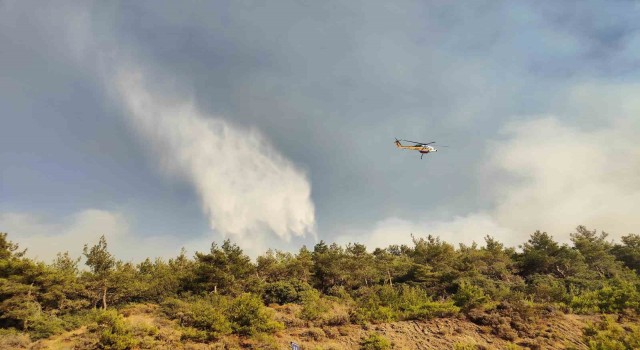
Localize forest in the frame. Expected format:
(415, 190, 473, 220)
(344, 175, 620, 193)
(1, 226, 639, 349)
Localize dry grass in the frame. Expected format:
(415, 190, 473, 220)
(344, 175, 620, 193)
(19, 303, 599, 350)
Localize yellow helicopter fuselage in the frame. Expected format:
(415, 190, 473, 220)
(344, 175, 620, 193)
(394, 140, 437, 154)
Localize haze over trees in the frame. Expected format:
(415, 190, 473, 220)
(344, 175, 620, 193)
(0, 227, 639, 349)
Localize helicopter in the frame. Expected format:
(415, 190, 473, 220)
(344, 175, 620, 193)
(394, 138, 446, 159)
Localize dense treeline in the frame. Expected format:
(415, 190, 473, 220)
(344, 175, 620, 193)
(1, 226, 639, 348)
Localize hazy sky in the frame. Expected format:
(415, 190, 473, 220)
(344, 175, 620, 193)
(2, 1, 640, 261)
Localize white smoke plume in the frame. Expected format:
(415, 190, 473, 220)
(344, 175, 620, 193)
(489, 116, 640, 241)
(115, 71, 316, 248)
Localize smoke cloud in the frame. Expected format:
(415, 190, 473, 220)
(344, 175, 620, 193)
(115, 71, 316, 248)
(489, 116, 640, 241)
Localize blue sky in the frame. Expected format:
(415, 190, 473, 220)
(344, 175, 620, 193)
(2, 1, 640, 261)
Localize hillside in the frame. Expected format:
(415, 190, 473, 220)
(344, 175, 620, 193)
(1, 227, 640, 349)
(9, 303, 602, 349)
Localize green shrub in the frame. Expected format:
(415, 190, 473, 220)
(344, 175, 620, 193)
(326, 285, 353, 302)
(583, 316, 640, 350)
(27, 313, 65, 340)
(161, 296, 231, 341)
(360, 333, 391, 350)
(130, 321, 160, 348)
(251, 333, 280, 349)
(351, 304, 395, 324)
(527, 275, 567, 303)
(350, 287, 396, 324)
(227, 293, 283, 336)
(60, 309, 103, 331)
(262, 280, 312, 305)
(159, 297, 187, 320)
(595, 280, 640, 313)
(571, 280, 640, 314)
(453, 342, 477, 350)
(162, 294, 281, 339)
(400, 299, 459, 320)
(325, 311, 350, 326)
(570, 293, 599, 314)
(187, 297, 232, 337)
(388, 285, 458, 320)
(351, 285, 459, 324)
(94, 309, 138, 350)
(453, 280, 489, 311)
(180, 326, 211, 342)
(299, 289, 331, 321)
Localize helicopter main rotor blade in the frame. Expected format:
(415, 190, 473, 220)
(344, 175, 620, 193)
(401, 139, 435, 145)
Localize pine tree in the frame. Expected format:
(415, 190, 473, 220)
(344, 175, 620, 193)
(83, 235, 115, 309)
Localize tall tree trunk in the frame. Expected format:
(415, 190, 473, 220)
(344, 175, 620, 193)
(102, 286, 107, 310)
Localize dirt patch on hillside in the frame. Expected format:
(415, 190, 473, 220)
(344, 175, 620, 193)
(276, 315, 592, 350)
(29, 327, 95, 350)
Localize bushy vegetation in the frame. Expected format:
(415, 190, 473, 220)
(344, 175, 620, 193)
(93, 309, 138, 350)
(350, 285, 459, 324)
(583, 316, 640, 350)
(161, 296, 232, 341)
(360, 333, 391, 350)
(0, 225, 639, 345)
